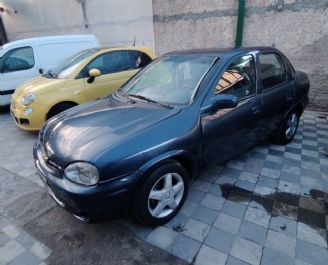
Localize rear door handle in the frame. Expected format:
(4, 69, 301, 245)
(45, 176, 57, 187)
(251, 106, 261, 115)
(286, 95, 293, 102)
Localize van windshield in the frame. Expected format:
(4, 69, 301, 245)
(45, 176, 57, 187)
(50, 49, 98, 79)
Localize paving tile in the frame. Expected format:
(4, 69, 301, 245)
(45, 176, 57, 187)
(296, 239, 328, 265)
(7, 250, 41, 265)
(226, 256, 250, 265)
(260, 167, 280, 179)
(228, 189, 251, 206)
(214, 211, 242, 236)
(192, 180, 212, 192)
(146, 226, 179, 250)
(261, 247, 294, 265)
(204, 227, 235, 254)
(265, 230, 296, 257)
(257, 175, 278, 189)
(253, 185, 275, 196)
(264, 160, 282, 170)
(283, 157, 302, 167)
(299, 197, 324, 214)
(266, 154, 283, 163)
(188, 188, 206, 203)
(0, 232, 11, 247)
(0, 240, 25, 265)
(195, 245, 228, 265)
(278, 180, 300, 194)
(164, 213, 189, 232)
(239, 172, 259, 184)
(181, 218, 210, 242)
(192, 205, 218, 224)
(221, 201, 247, 219)
(279, 171, 301, 184)
(238, 220, 267, 244)
(249, 195, 273, 212)
(167, 234, 201, 263)
(220, 168, 242, 178)
(296, 223, 327, 248)
(216, 175, 237, 186)
(30, 242, 51, 260)
(243, 158, 264, 174)
(269, 214, 297, 236)
(298, 208, 326, 229)
(295, 259, 313, 265)
(244, 207, 270, 228)
(200, 194, 225, 211)
(234, 180, 256, 192)
(230, 237, 262, 265)
(272, 202, 298, 220)
(282, 164, 302, 175)
(2, 225, 20, 239)
(180, 200, 198, 216)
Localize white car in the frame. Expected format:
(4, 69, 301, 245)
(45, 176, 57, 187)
(0, 35, 100, 106)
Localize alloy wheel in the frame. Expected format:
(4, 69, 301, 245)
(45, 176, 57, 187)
(148, 173, 184, 218)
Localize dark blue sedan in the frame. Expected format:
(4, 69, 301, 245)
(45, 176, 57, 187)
(34, 47, 309, 225)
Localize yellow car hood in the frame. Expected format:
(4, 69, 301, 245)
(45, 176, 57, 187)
(14, 76, 67, 98)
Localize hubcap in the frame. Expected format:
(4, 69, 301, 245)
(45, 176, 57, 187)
(148, 173, 184, 218)
(285, 113, 298, 139)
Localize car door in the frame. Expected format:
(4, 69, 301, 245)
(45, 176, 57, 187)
(258, 52, 294, 134)
(201, 53, 262, 164)
(0, 46, 39, 94)
(83, 50, 152, 101)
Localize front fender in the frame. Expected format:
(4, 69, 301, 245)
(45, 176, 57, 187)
(137, 149, 198, 178)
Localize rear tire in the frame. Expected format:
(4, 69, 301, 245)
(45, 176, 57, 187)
(47, 103, 76, 119)
(272, 111, 299, 145)
(133, 161, 189, 226)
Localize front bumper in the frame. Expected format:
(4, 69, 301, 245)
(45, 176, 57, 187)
(10, 101, 48, 131)
(0, 94, 12, 107)
(33, 143, 139, 221)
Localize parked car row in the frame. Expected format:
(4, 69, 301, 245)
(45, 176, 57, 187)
(0, 35, 310, 226)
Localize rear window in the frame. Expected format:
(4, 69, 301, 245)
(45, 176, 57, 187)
(259, 53, 287, 90)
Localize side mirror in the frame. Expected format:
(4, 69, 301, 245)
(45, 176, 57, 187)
(210, 94, 238, 111)
(87, 68, 101, 83)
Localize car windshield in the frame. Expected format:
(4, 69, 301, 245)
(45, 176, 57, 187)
(52, 49, 98, 79)
(121, 55, 218, 105)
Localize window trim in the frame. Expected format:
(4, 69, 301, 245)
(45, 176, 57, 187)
(259, 52, 288, 92)
(0, 46, 35, 73)
(211, 53, 257, 103)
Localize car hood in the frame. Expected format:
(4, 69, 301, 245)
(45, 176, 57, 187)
(14, 76, 67, 98)
(41, 97, 180, 166)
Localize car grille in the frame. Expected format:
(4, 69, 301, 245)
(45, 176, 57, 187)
(39, 143, 62, 172)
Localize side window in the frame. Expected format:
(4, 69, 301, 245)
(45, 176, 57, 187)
(215, 54, 256, 100)
(1, 46, 35, 72)
(259, 53, 287, 89)
(85, 51, 134, 76)
(129, 51, 152, 69)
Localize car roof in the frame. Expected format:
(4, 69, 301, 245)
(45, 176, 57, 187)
(166, 46, 279, 57)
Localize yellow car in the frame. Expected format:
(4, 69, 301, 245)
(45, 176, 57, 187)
(10, 47, 156, 131)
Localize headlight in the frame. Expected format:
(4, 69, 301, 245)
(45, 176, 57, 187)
(22, 93, 35, 106)
(64, 162, 99, 186)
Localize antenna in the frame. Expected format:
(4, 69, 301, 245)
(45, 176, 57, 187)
(133, 36, 136, 46)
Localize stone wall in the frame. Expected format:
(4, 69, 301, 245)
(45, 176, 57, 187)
(0, 0, 155, 49)
(153, 0, 328, 111)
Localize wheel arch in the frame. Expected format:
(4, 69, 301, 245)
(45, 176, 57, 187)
(46, 101, 79, 120)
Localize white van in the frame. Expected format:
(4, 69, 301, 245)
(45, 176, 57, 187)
(0, 35, 100, 106)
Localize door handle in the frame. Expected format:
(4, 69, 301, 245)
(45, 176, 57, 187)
(39, 68, 43, 74)
(286, 95, 293, 102)
(251, 106, 261, 115)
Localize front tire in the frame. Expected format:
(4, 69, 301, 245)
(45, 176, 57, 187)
(133, 161, 189, 226)
(47, 103, 77, 120)
(272, 112, 299, 145)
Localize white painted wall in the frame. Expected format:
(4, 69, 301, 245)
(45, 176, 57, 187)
(0, 0, 155, 50)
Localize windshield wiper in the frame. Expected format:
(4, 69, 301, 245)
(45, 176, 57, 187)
(128, 94, 173, 109)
